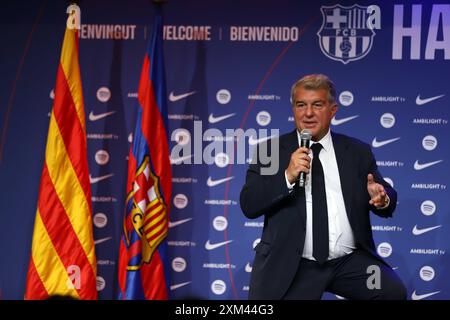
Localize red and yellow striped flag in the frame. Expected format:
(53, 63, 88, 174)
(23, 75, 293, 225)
(25, 6, 97, 300)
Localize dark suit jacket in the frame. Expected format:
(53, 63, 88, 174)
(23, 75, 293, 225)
(240, 130, 397, 300)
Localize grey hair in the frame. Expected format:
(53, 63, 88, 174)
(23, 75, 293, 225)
(290, 74, 337, 105)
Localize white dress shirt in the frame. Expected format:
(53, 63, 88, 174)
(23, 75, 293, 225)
(285, 129, 356, 261)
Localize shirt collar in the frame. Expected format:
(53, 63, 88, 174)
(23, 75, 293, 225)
(296, 129, 332, 152)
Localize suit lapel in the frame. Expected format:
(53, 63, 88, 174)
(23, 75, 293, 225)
(332, 132, 354, 221)
(282, 129, 300, 155)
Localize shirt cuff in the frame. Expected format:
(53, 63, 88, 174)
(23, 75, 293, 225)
(285, 170, 295, 192)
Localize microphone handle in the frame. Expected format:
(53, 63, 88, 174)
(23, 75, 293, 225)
(298, 138, 310, 187)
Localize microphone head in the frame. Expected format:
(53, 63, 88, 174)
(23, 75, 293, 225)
(300, 129, 311, 140)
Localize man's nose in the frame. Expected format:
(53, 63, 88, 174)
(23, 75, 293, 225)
(304, 105, 314, 116)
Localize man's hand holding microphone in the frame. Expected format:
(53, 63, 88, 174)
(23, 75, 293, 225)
(286, 129, 312, 186)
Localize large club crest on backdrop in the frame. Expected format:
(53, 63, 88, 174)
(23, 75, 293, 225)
(317, 4, 381, 64)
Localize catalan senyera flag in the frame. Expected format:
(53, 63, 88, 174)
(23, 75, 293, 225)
(117, 10, 172, 300)
(25, 8, 97, 300)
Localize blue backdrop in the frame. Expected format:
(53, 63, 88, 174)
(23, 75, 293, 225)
(1, 0, 449, 300)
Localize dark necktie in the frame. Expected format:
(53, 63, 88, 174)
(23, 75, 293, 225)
(311, 143, 329, 263)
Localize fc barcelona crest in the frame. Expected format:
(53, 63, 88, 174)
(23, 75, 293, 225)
(317, 4, 381, 64)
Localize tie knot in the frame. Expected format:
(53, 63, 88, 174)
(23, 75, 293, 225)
(311, 143, 323, 157)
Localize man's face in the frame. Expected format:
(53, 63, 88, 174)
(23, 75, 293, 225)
(292, 87, 337, 141)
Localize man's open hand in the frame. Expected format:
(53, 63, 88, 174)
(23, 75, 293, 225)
(367, 173, 389, 208)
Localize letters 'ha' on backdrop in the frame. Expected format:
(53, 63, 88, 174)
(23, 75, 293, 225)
(1, 0, 449, 300)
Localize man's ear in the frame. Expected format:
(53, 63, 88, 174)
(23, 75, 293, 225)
(331, 103, 338, 116)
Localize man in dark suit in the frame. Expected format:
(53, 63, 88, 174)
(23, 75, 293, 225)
(240, 74, 406, 300)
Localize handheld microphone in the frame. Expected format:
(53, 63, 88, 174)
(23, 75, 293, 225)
(298, 129, 311, 188)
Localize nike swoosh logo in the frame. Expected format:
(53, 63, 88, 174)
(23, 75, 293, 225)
(89, 173, 114, 184)
(207, 176, 234, 187)
(94, 237, 112, 245)
(169, 91, 196, 102)
(414, 159, 443, 170)
(205, 240, 233, 250)
(248, 135, 277, 146)
(89, 110, 116, 121)
(371, 137, 401, 148)
(245, 263, 252, 273)
(415, 94, 445, 106)
(411, 290, 440, 300)
(208, 113, 235, 124)
(170, 154, 193, 165)
(169, 218, 193, 228)
(412, 224, 442, 235)
(170, 281, 191, 291)
(331, 115, 359, 126)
